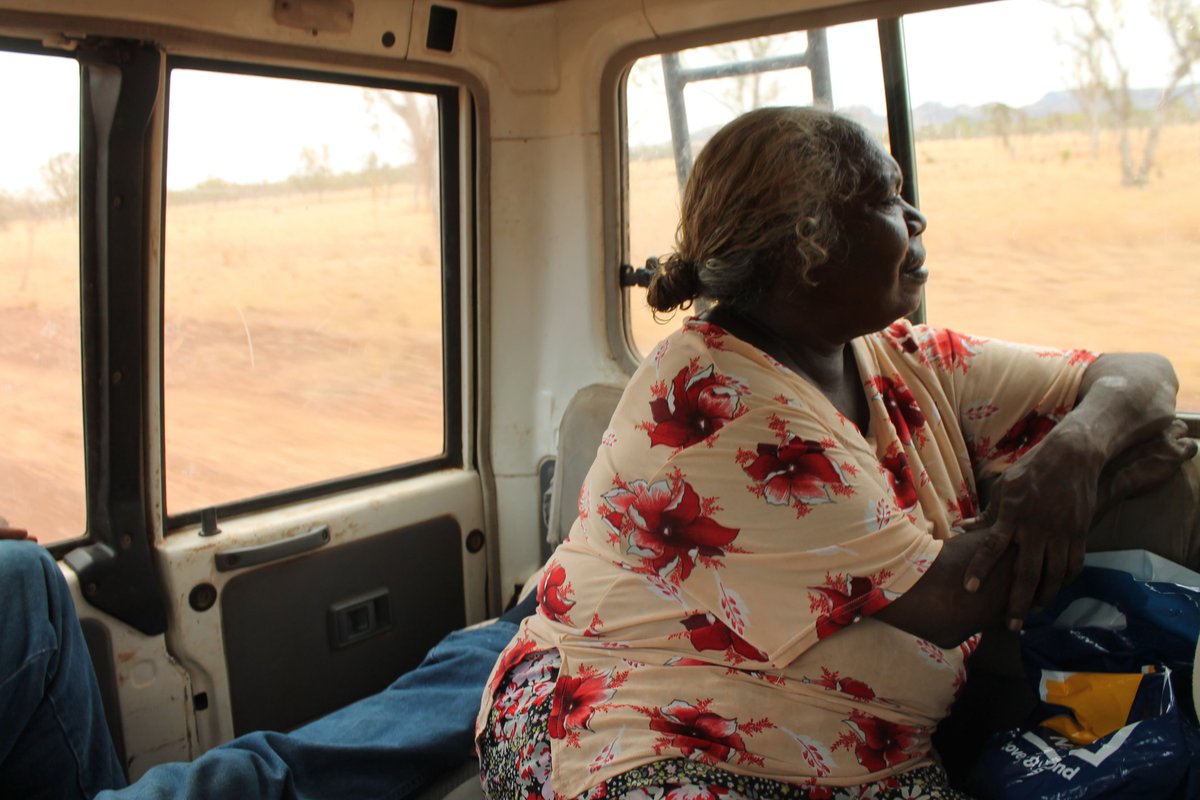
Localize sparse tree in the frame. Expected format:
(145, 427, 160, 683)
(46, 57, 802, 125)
(703, 36, 801, 115)
(361, 151, 389, 203)
(626, 33, 811, 153)
(1139, 0, 1200, 176)
(0, 191, 13, 231)
(40, 152, 79, 218)
(1061, 23, 1108, 155)
(1052, 0, 1200, 185)
(363, 90, 438, 208)
(983, 102, 1018, 154)
(293, 145, 333, 199)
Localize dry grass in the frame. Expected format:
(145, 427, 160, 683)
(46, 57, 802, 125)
(4, 125, 1198, 543)
(160, 187, 446, 511)
(1, 186, 445, 542)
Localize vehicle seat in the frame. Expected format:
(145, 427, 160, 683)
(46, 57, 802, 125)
(412, 382, 624, 800)
(546, 383, 625, 549)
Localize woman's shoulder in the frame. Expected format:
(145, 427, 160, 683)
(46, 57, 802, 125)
(868, 319, 992, 377)
(643, 317, 742, 361)
(637, 317, 779, 389)
(620, 321, 846, 454)
(652, 318, 859, 408)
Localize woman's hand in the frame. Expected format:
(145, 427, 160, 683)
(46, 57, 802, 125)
(875, 525, 1018, 648)
(961, 417, 1104, 630)
(1099, 419, 1197, 507)
(961, 353, 1181, 630)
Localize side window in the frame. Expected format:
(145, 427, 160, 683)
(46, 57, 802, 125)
(0, 49, 83, 544)
(623, 22, 886, 356)
(164, 68, 447, 518)
(905, 0, 1200, 408)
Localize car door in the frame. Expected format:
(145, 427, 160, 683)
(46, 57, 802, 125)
(1, 33, 490, 778)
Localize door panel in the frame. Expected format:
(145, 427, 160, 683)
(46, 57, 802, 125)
(222, 515, 466, 735)
(154, 470, 487, 754)
(68, 572, 195, 781)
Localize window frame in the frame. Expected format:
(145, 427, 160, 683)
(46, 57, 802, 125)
(607, 6, 1200, 426)
(64, 38, 166, 633)
(161, 57, 464, 531)
(606, 13, 924, 369)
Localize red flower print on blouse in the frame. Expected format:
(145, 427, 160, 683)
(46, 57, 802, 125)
(808, 576, 895, 640)
(921, 329, 983, 375)
(645, 363, 745, 449)
(1037, 348, 1097, 367)
(646, 699, 748, 764)
(487, 636, 539, 698)
(945, 480, 977, 525)
(833, 711, 924, 772)
(810, 667, 877, 702)
(537, 563, 575, 624)
(602, 475, 740, 582)
(879, 447, 918, 512)
(884, 322, 923, 358)
(678, 612, 769, 663)
(869, 375, 927, 446)
(549, 666, 620, 746)
(684, 317, 731, 350)
(993, 410, 1058, 461)
(737, 435, 853, 516)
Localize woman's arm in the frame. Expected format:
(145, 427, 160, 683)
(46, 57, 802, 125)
(1094, 418, 1197, 515)
(961, 353, 1183, 631)
(874, 531, 1016, 648)
(874, 417, 1196, 650)
(1067, 352, 1180, 466)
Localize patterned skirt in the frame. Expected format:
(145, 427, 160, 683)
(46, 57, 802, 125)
(478, 649, 971, 800)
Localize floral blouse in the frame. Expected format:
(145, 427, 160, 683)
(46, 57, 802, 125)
(477, 317, 1096, 796)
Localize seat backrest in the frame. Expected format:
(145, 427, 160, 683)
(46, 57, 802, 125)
(412, 383, 625, 800)
(546, 383, 624, 549)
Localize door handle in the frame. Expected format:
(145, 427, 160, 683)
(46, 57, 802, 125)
(214, 525, 330, 572)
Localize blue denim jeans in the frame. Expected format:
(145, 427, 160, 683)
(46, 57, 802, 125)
(0, 541, 126, 799)
(0, 539, 525, 800)
(102, 622, 518, 800)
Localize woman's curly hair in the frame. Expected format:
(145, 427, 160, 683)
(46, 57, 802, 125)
(646, 106, 877, 314)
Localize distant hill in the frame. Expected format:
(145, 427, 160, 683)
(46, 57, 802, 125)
(910, 87, 1198, 129)
(631, 85, 1198, 158)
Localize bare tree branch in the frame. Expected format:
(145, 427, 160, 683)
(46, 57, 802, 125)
(39, 152, 78, 218)
(363, 89, 439, 208)
(1050, 0, 1198, 185)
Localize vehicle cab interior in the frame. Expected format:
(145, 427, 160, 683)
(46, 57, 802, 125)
(0, 0, 1197, 794)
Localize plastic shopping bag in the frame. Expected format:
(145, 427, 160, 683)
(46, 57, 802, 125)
(966, 551, 1200, 800)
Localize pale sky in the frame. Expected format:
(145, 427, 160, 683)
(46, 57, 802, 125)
(0, 0, 1191, 195)
(164, 71, 425, 190)
(625, 0, 1187, 144)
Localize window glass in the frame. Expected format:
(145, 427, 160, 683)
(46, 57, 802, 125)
(906, 0, 1200, 408)
(164, 70, 444, 516)
(0, 51, 83, 544)
(624, 22, 886, 356)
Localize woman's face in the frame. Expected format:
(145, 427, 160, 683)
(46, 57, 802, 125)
(804, 138, 928, 337)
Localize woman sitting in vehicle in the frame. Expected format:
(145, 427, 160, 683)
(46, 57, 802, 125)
(475, 106, 1196, 800)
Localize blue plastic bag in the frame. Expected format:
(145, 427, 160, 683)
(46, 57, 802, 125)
(966, 553, 1200, 800)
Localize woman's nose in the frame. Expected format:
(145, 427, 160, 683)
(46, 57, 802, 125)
(903, 200, 927, 237)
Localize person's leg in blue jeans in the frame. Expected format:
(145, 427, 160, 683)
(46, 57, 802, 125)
(99, 595, 533, 800)
(0, 539, 127, 800)
(0, 531, 530, 800)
